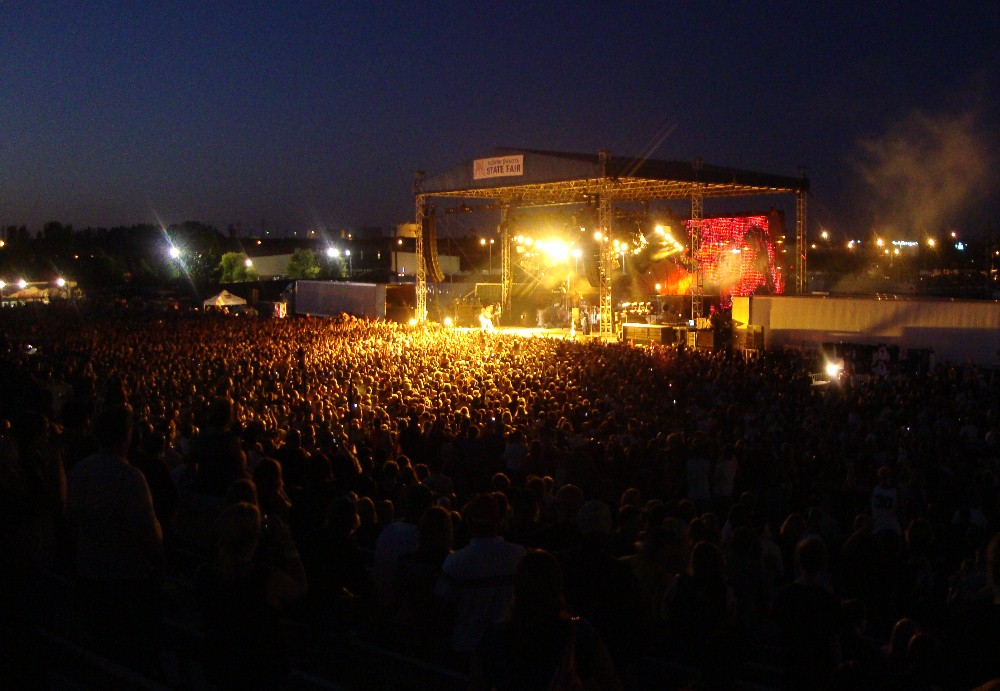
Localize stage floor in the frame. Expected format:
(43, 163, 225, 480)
(454, 325, 616, 342)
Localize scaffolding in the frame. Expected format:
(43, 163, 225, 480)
(796, 189, 808, 294)
(413, 184, 427, 323)
(499, 204, 511, 313)
(413, 148, 808, 326)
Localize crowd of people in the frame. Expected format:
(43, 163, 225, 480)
(2, 301, 1000, 690)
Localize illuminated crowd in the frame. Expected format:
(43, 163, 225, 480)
(2, 302, 999, 689)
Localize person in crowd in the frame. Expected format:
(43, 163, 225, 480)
(392, 504, 455, 654)
(274, 426, 310, 493)
(190, 396, 247, 496)
(772, 535, 841, 689)
(1, 427, 51, 687)
(470, 549, 621, 691)
(66, 404, 165, 673)
(662, 540, 738, 683)
(435, 493, 526, 657)
(130, 423, 180, 535)
(353, 494, 382, 553)
(724, 525, 773, 639)
(537, 483, 584, 553)
(560, 499, 645, 674)
(504, 486, 545, 550)
(937, 531, 1000, 689)
(196, 501, 307, 689)
(299, 493, 372, 627)
(373, 484, 434, 611)
(871, 465, 902, 536)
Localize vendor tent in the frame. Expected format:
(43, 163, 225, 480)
(203, 290, 247, 308)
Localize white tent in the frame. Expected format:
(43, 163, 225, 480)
(203, 290, 247, 308)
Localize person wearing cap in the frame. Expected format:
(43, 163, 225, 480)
(435, 492, 526, 656)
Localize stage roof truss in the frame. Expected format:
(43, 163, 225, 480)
(421, 177, 801, 207)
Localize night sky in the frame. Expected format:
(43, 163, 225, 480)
(3, 2, 998, 239)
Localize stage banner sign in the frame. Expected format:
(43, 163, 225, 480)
(473, 154, 524, 180)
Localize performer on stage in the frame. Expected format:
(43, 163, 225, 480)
(479, 304, 496, 331)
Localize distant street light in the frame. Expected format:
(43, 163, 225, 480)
(326, 247, 340, 258)
(345, 249, 352, 274)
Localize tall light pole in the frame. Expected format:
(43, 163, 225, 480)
(345, 249, 352, 275)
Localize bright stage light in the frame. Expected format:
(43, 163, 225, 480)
(168, 246, 181, 259)
(56, 277, 66, 287)
(534, 238, 570, 264)
(443, 316, 454, 327)
(408, 318, 418, 327)
(825, 360, 844, 379)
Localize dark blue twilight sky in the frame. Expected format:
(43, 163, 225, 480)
(2, 2, 998, 239)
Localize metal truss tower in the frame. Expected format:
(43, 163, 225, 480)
(796, 189, 807, 294)
(414, 178, 427, 322)
(597, 151, 615, 338)
(690, 202, 704, 321)
(499, 204, 511, 315)
(599, 196, 615, 337)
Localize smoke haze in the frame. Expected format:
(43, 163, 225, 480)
(853, 109, 995, 237)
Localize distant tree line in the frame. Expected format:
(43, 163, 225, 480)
(1, 222, 345, 294)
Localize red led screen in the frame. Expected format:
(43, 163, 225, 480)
(682, 214, 784, 300)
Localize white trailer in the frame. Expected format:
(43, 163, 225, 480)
(733, 295, 1000, 366)
(293, 281, 387, 319)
